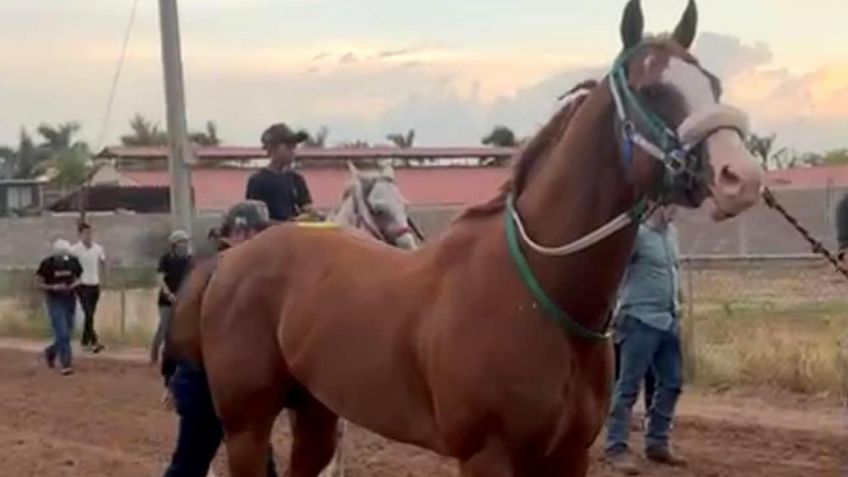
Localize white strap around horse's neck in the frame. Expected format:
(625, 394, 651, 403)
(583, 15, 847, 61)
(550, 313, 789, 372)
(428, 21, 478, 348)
(510, 203, 637, 257)
(510, 75, 749, 258)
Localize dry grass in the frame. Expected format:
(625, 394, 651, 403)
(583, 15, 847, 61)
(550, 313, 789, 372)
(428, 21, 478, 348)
(689, 301, 848, 398)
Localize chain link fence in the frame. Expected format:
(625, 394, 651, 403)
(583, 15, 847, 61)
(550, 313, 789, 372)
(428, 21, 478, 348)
(1, 254, 846, 398)
(681, 255, 848, 398)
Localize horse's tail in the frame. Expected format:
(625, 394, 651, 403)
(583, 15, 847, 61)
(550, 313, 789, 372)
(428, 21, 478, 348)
(164, 255, 218, 367)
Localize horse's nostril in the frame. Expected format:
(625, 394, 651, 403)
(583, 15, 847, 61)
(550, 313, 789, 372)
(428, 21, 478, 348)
(718, 165, 743, 190)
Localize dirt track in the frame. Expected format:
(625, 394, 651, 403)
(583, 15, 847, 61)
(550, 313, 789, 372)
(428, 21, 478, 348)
(0, 345, 844, 477)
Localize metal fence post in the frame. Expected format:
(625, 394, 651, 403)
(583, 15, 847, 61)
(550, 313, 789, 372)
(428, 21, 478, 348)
(120, 286, 127, 339)
(683, 263, 697, 382)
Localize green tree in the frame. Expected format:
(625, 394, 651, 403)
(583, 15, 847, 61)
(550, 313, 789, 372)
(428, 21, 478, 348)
(304, 126, 330, 148)
(0, 146, 15, 179)
(386, 129, 415, 148)
(122, 114, 222, 146)
(31, 122, 92, 187)
(51, 146, 91, 187)
(482, 126, 518, 147)
(14, 129, 43, 178)
(121, 114, 169, 146)
(188, 121, 221, 146)
(820, 149, 848, 166)
(339, 140, 370, 148)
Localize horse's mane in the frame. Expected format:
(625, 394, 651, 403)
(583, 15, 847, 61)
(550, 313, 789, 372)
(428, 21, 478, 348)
(457, 79, 599, 220)
(334, 169, 393, 215)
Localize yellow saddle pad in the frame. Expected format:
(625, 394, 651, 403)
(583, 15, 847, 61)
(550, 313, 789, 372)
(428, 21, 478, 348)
(294, 221, 339, 229)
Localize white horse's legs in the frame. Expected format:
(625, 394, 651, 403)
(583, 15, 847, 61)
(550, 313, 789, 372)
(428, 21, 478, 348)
(318, 420, 347, 477)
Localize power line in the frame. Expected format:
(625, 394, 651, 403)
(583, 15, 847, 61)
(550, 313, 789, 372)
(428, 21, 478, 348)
(94, 0, 140, 152)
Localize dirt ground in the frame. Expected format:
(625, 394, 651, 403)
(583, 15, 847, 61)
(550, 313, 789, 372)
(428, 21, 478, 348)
(0, 344, 844, 477)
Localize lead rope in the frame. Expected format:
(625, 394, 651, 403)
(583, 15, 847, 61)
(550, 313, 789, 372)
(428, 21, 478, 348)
(761, 187, 848, 280)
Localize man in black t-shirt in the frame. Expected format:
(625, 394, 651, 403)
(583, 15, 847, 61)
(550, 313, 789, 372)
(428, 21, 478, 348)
(150, 230, 192, 364)
(246, 122, 316, 222)
(35, 239, 83, 376)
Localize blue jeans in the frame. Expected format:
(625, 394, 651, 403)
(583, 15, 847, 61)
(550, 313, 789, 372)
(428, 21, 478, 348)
(163, 365, 278, 477)
(605, 316, 682, 455)
(45, 294, 76, 369)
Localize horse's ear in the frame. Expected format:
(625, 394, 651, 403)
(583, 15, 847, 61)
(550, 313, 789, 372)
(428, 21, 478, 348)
(380, 162, 395, 180)
(347, 161, 360, 178)
(672, 0, 698, 49)
(620, 0, 644, 50)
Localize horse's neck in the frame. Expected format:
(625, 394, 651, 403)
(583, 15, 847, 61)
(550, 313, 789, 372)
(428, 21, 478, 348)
(330, 195, 358, 229)
(516, 85, 640, 330)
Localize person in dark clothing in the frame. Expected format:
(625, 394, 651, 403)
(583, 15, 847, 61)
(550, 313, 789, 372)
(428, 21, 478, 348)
(160, 202, 278, 477)
(246, 122, 316, 222)
(836, 192, 848, 264)
(150, 230, 193, 364)
(35, 239, 83, 376)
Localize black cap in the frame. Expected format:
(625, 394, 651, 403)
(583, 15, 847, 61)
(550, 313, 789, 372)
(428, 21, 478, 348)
(261, 123, 308, 149)
(836, 192, 848, 255)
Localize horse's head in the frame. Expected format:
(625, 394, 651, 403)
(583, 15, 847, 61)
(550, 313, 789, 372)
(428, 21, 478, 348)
(341, 162, 419, 250)
(613, 0, 762, 220)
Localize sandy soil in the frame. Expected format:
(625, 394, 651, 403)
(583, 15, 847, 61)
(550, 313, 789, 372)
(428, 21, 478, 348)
(0, 342, 844, 477)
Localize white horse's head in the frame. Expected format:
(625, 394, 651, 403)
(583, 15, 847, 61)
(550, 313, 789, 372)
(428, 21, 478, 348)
(334, 162, 419, 250)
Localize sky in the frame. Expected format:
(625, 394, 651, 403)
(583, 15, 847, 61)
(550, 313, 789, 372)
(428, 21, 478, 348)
(0, 0, 845, 153)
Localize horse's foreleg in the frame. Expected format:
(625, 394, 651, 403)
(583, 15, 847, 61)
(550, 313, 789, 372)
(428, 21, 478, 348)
(459, 438, 514, 477)
(319, 419, 347, 477)
(223, 415, 277, 477)
(287, 393, 340, 477)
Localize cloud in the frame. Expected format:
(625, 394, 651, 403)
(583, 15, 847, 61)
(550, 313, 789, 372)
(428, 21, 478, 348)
(338, 52, 359, 64)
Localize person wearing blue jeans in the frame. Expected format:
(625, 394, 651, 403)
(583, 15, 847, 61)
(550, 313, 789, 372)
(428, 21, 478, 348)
(160, 203, 277, 477)
(35, 239, 83, 376)
(162, 363, 278, 477)
(605, 205, 686, 474)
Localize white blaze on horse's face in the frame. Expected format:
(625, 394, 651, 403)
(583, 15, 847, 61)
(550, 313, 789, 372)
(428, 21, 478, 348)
(367, 179, 417, 250)
(661, 57, 763, 220)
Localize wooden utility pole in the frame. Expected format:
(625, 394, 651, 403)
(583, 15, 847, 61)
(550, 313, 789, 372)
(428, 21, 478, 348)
(158, 0, 194, 236)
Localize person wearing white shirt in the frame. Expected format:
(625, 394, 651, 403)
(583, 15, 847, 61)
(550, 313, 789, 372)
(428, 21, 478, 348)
(71, 222, 106, 353)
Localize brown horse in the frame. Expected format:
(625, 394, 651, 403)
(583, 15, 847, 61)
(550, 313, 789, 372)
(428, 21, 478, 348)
(181, 1, 763, 475)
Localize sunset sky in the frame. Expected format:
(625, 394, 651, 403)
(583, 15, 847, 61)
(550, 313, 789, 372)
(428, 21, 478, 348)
(0, 0, 845, 152)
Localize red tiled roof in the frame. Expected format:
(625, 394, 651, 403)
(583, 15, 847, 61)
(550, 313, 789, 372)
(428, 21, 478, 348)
(97, 145, 518, 161)
(766, 165, 848, 190)
(122, 167, 511, 211)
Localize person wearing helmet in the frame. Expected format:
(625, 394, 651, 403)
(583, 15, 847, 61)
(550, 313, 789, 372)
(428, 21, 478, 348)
(215, 200, 271, 251)
(35, 239, 83, 376)
(159, 214, 279, 477)
(246, 123, 317, 222)
(150, 230, 192, 364)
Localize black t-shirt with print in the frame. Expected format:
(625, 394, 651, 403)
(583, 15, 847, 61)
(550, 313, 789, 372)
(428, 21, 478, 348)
(36, 254, 82, 300)
(245, 168, 311, 222)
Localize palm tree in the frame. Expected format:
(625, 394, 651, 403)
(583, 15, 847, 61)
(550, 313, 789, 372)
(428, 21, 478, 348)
(482, 126, 518, 147)
(37, 122, 85, 155)
(121, 114, 169, 146)
(32, 122, 91, 186)
(386, 129, 415, 148)
(304, 126, 330, 148)
(14, 129, 42, 179)
(745, 133, 776, 169)
(189, 121, 221, 146)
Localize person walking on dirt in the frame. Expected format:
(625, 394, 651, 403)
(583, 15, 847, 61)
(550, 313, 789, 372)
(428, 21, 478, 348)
(35, 239, 83, 376)
(160, 201, 277, 477)
(150, 230, 193, 364)
(604, 205, 687, 474)
(72, 222, 106, 354)
(246, 122, 319, 222)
